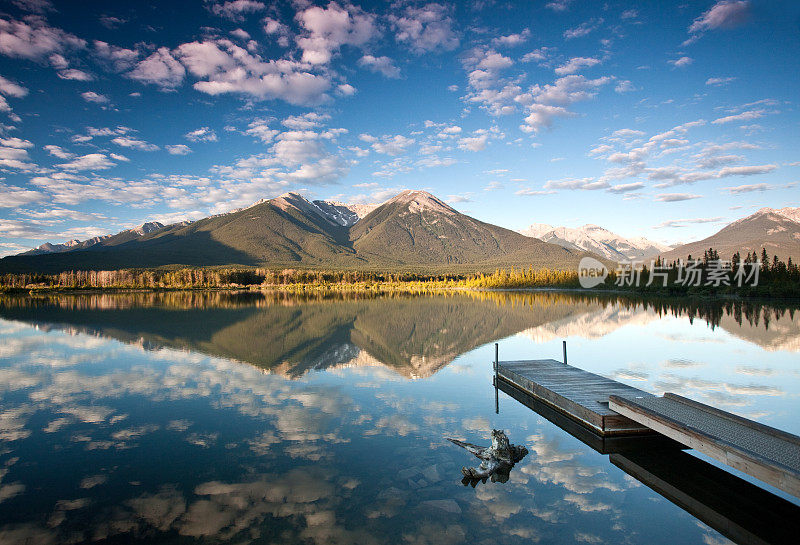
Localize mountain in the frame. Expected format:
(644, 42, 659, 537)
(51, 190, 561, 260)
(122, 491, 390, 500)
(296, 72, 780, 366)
(661, 207, 800, 263)
(21, 222, 165, 256)
(350, 190, 591, 267)
(1, 190, 595, 273)
(520, 223, 670, 262)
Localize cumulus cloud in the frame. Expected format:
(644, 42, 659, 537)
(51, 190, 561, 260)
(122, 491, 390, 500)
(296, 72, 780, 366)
(370, 134, 415, 155)
(56, 153, 115, 171)
(706, 76, 736, 86)
(544, 177, 610, 191)
(389, 3, 459, 54)
(520, 75, 612, 133)
(554, 57, 600, 75)
(607, 182, 644, 193)
(58, 68, 93, 81)
(208, 0, 265, 21)
(0, 75, 28, 97)
(357, 55, 400, 78)
(112, 136, 159, 151)
(668, 56, 693, 68)
(711, 109, 764, 124)
(93, 41, 139, 72)
(128, 47, 186, 89)
(174, 39, 330, 105)
(724, 183, 773, 194)
(655, 193, 701, 202)
(295, 2, 377, 65)
(457, 134, 487, 152)
(655, 217, 723, 228)
(545, 0, 573, 11)
(184, 127, 217, 142)
(166, 144, 192, 155)
(563, 19, 602, 39)
(80, 91, 109, 104)
(43, 144, 73, 159)
(0, 17, 85, 60)
(491, 29, 530, 48)
(689, 1, 750, 34)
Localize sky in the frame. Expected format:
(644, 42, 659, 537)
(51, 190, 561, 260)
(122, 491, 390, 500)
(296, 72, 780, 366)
(0, 0, 798, 256)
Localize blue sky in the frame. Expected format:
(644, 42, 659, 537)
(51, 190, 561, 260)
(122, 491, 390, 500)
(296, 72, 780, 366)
(0, 0, 798, 255)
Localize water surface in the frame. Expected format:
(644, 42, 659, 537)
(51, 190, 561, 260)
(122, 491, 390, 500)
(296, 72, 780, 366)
(0, 291, 797, 544)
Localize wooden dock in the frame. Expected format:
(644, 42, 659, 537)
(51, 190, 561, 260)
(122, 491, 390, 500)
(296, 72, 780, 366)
(496, 354, 800, 499)
(609, 392, 800, 499)
(495, 359, 655, 436)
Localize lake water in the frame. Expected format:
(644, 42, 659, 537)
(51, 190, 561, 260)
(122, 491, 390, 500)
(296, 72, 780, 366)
(0, 291, 798, 544)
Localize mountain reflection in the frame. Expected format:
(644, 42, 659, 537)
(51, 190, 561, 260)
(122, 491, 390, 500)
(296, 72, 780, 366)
(0, 291, 797, 379)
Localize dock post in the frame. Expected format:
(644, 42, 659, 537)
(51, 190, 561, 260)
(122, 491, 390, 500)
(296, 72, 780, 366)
(562, 340, 567, 365)
(494, 343, 499, 414)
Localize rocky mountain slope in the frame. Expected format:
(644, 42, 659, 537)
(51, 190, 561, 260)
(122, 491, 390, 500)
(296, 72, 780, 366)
(661, 207, 800, 262)
(520, 223, 671, 261)
(1, 190, 594, 273)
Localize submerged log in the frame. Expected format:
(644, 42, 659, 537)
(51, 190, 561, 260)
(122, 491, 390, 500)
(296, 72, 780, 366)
(447, 429, 528, 486)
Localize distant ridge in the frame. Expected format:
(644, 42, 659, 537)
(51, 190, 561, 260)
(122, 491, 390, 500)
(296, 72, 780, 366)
(520, 223, 671, 262)
(0, 190, 597, 274)
(661, 207, 800, 262)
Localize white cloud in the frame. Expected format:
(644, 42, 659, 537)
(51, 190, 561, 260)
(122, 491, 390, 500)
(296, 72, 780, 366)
(112, 136, 159, 151)
(166, 144, 192, 155)
(357, 55, 400, 78)
(0, 75, 28, 97)
(58, 68, 93, 81)
(184, 127, 218, 142)
(564, 19, 602, 40)
(491, 30, 530, 48)
(545, 0, 573, 12)
(80, 91, 109, 103)
(544, 177, 610, 190)
(336, 83, 356, 96)
(93, 41, 139, 72)
(614, 80, 636, 93)
(175, 39, 330, 105)
(724, 183, 773, 194)
(208, 0, 265, 21)
(57, 153, 115, 171)
(284, 113, 330, 130)
(245, 119, 279, 143)
(711, 109, 764, 124)
(458, 134, 487, 152)
(109, 152, 129, 162)
(654, 217, 723, 229)
(655, 193, 702, 202)
(0, 17, 85, 60)
(607, 182, 644, 193)
(689, 1, 750, 34)
(668, 56, 693, 68)
(554, 57, 600, 75)
(0, 182, 46, 207)
(371, 134, 415, 155)
(389, 3, 459, 54)
(128, 47, 186, 89)
(295, 2, 378, 65)
(43, 144, 73, 159)
(706, 76, 736, 86)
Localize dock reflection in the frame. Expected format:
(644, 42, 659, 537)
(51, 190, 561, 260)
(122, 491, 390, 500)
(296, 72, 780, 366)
(496, 379, 800, 545)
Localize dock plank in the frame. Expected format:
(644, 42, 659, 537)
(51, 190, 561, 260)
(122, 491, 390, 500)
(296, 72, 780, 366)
(496, 359, 654, 436)
(609, 393, 800, 498)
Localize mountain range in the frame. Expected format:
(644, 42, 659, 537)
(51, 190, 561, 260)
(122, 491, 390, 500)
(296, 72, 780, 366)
(5, 191, 799, 273)
(660, 207, 800, 263)
(519, 223, 672, 261)
(0, 190, 597, 274)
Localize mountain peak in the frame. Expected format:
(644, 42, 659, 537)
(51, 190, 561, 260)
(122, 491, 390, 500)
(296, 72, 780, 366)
(387, 190, 456, 215)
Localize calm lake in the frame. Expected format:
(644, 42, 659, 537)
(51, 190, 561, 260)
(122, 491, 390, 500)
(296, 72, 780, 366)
(0, 291, 798, 544)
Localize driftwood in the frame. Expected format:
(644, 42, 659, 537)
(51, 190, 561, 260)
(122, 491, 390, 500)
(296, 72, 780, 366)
(447, 429, 528, 486)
